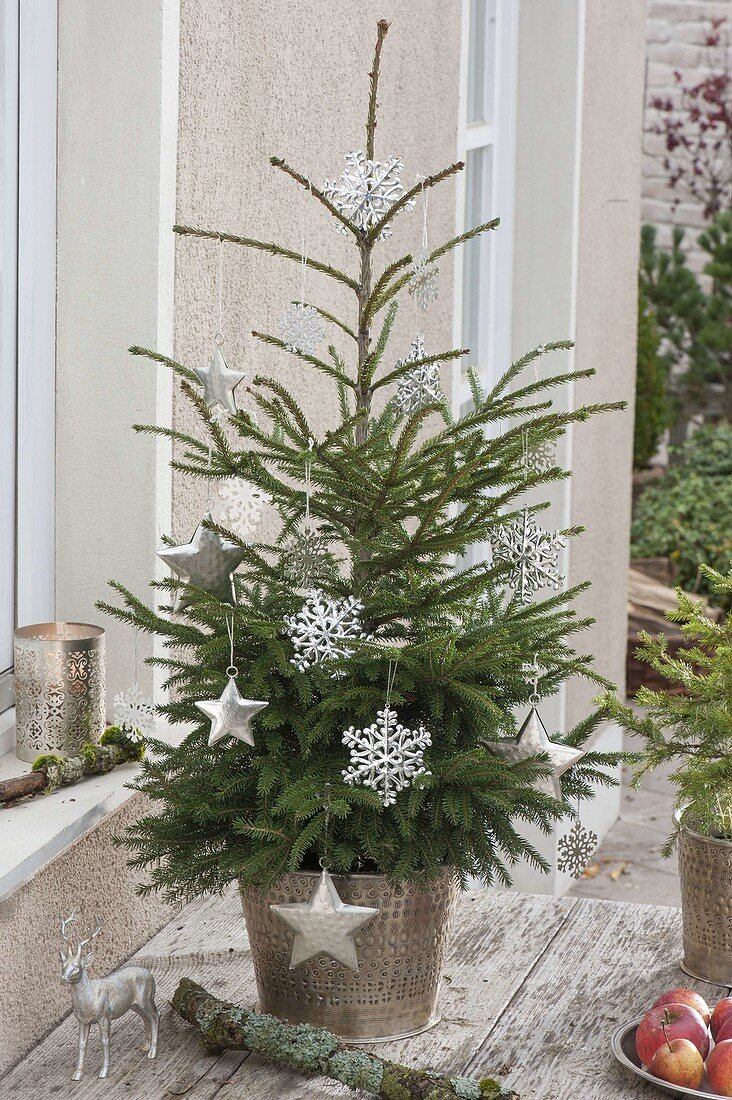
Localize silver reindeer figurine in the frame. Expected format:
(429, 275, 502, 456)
(59, 911, 160, 1080)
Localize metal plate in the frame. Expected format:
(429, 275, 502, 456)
(612, 1018, 727, 1098)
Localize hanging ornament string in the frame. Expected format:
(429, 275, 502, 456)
(216, 235, 225, 348)
(304, 437, 314, 527)
(279, 180, 324, 356)
(528, 344, 555, 475)
(225, 609, 237, 680)
(320, 780, 333, 871)
(408, 175, 439, 312)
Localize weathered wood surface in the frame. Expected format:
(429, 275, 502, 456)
(1, 886, 722, 1099)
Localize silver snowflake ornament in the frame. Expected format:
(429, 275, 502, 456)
(323, 151, 414, 240)
(408, 250, 439, 311)
(216, 479, 270, 540)
(278, 302, 325, 357)
(284, 589, 367, 672)
(342, 705, 431, 807)
(282, 527, 330, 588)
(113, 682, 154, 741)
(394, 335, 443, 416)
(557, 820, 599, 879)
(491, 505, 565, 604)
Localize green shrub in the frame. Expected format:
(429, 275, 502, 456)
(633, 285, 667, 468)
(631, 423, 732, 602)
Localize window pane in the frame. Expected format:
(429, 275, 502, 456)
(461, 145, 493, 377)
(468, 0, 497, 124)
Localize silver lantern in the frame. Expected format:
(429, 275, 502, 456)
(14, 623, 106, 763)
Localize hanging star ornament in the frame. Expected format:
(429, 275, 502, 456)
(157, 513, 246, 611)
(195, 677, 268, 747)
(270, 869, 380, 970)
(486, 707, 585, 800)
(193, 342, 246, 416)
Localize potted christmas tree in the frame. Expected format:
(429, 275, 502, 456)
(601, 564, 732, 984)
(103, 22, 621, 1040)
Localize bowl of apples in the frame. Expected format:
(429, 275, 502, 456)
(613, 988, 732, 1096)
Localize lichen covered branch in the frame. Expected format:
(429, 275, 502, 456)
(171, 978, 517, 1100)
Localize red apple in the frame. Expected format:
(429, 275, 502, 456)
(635, 1004, 709, 1067)
(715, 1015, 732, 1044)
(712, 997, 732, 1040)
(652, 987, 711, 1025)
(649, 1037, 704, 1089)
(707, 1039, 732, 1096)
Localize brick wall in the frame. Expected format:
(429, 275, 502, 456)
(644, 0, 729, 269)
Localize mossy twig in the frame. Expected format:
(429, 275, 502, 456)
(172, 978, 517, 1100)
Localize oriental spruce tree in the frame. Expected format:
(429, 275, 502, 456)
(101, 22, 623, 903)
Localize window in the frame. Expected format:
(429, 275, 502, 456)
(0, 1, 57, 717)
(453, 0, 518, 417)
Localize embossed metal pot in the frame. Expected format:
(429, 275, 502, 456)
(240, 867, 459, 1042)
(14, 623, 106, 764)
(678, 821, 732, 984)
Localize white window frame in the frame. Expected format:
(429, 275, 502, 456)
(452, 0, 519, 414)
(0, 0, 56, 718)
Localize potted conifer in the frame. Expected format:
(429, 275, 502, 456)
(102, 22, 621, 1040)
(602, 564, 732, 985)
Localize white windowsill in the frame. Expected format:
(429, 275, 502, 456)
(0, 715, 189, 903)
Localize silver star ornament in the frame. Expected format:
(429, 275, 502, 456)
(157, 513, 246, 610)
(271, 869, 380, 971)
(193, 343, 246, 416)
(195, 677, 268, 747)
(487, 707, 584, 799)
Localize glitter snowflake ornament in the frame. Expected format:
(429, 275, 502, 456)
(407, 251, 439, 311)
(394, 335, 443, 416)
(282, 528, 330, 588)
(342, 705, 431, 807)
(491, 505, 566, 604)
(323, 151, 414, 239)
(557, 820, 599, 879)
(278, 302, 325, 357)
(216, 479, 270, 541)
(284, 589, 367, 672)
(113, 682, 155, 742)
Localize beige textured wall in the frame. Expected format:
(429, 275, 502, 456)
(172, 1, 461, 539)
(0, 795, 170, 1077)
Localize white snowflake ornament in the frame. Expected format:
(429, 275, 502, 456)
(284, 589, 367, 672)
(394, 335, 443, 416)
(113, 682, 155, 741)
(408, 251, 439, 311)
(216, 479, 270, 541)
(323, 151, 414, 239)
(278, 302, 325, 357)
(529, 438, 557, 476)
(342, 705, 431, 807)
(491, 505, 565, 604)
(557, 820, 599, 879)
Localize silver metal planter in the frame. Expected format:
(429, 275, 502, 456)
(240, 867, 459, 1042)
(678, 823, 732, 984)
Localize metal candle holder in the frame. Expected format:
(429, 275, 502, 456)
(13, 623, 106, 763)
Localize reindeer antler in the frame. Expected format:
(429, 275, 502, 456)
(60, 910, 79, 943)
(77, 919, 102, 955)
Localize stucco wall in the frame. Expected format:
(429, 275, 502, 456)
(644, 0, 729, 264)
(0, 794, 170, 1077)
(172, 1, 461, 540)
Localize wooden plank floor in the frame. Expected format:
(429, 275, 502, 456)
(2, 887, 722, 1098)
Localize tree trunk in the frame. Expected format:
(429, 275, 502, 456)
(171, 978, 517, 1100)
